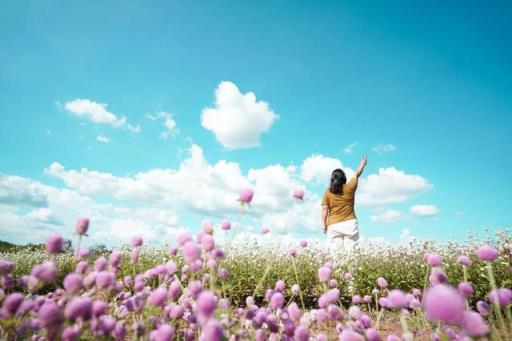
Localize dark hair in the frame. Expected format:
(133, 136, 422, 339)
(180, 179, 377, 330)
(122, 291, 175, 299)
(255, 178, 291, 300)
(330, 169, 346, 195)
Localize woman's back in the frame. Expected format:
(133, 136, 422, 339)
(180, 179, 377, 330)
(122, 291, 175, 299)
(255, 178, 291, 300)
(322, 176, 358, 225)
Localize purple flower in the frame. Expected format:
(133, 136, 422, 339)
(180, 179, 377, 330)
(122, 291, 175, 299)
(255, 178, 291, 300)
(96, 271, 115, 290)
(299, 240, 308, 248)
(260, 226, 270, 234)
(387, 290, 407, 309)
(63, 273, 83, 294)
(220, 220, 231, 230)
(457, 282, 474, 297)
(200, 320, 223, 341)
(274, 280, 285, 292)
(288, 302, 301, 321)
(77, 248, 90, 259)
(45, 233, 64, 254)
(148, 287, 168, 307)
(488, 288, 512, 307)
(429, 267, 448, 285)
(377, 277, 388, 289)
(149, 324, 174, 341)
(182, 241, 201, 262)
(99, 315, 116, 334)
(75, 217, 89, 236)
(352, 295, 361, 304)
(65, 297, 93, 320)
(289, 325, 307, 341)
(197, 291, 216, 319)
(201, 234, 215, 251)
(109, 250, 123, 267)
(218, 268, 229, 279)
(113, 321, 127, 340)
(75, 261, 88, 274)
(477, 245, 499, 261)
(329, 279, 338, 288)
(38, 302, 64, 329)
(365, 329, 382, 341)
(288, 248, 297, 257)
(31, 261, 57, 283)
(270, 292, 284, 309)
(340, 329, 364, 341)
(177, 233, 192, 246)
(456, 255, 472, 266)
(426, 254, 442, 266)
(0, 260, 14, 275)
(61, 325, 81, 341)
(238, 188, 254, 204)
(1, 293, 24, 317)
(462, 310, 489, 337)
(424, 284, 465, 325)
(476, 301, 491, 316)
(92, 300, 107, 317)
(131, 236, 143, 247)
(94, 256, 108, 272)
(318, 266, 332, 282)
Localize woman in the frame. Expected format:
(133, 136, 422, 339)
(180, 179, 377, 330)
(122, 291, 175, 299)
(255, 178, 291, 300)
(321, 155, 367, 250)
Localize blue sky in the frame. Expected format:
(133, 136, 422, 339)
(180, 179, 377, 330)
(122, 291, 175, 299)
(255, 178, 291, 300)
(0, 1, 511, 247)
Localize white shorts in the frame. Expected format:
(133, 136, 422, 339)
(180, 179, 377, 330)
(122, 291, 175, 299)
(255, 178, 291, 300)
(327, 219, 359, 251)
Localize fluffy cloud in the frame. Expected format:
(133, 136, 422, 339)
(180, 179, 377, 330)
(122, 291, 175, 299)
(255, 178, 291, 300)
(0, 175, 49, 207)
(358, 167, 431, 206)
(146, 111, 178, 139)
(201, 81, 279, 149)
(370, 209, 402, 222)
(410, 204, 439, 217)
(300, 155, 354, 185)
(62, 99, 139, 133)
(372, 144, 396, 154)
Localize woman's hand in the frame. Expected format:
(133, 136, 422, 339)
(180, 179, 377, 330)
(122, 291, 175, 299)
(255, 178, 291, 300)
(323, 225, 328, 234)
(355, 154, 368, 177)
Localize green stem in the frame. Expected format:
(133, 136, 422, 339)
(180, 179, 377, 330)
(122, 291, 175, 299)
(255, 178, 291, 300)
(292, 257, 306, 310)
(399, 310, 409, 334)
(252, 260, 272, 298)
(486, 262, 506, 333)
(376, 307, 384, 330)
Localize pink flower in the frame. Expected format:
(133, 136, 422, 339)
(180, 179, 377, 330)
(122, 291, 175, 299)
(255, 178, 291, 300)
(61, 325, 81, 341)
(182, 241, 201, 262)
(352, 295, 361, 304)
(0, 260, 13, 275)
(457, 282, 474, 297)
(96, 271, 115, 290)
(200, 320, 223, 341)
(462, 310, 489, 337)
(477, 245, 499, 261)
(75, 217, 89, 235)
(377, 277, 388, 288)
(31, 261, 57, 283)
(197, 291, 216, 319)
(426, 254, 442, 266)
(238, 188, 254, 204)
(365, 329, 382, 341)
(38, 302, 64, 329)
(387, 290, 407, 309)
(456, 255, 472, 266)
(339, 329, 364, 341)
(288, 248, 297, 257)
(149, 323, 175, 341)
(63, 273, 83, 294)
(201, 234, 215, 251)
(363, 295, 372, 303)
(148, 287, 168, 307)
(92, 300, 107, 317)
(344, 272, 353, 281)
(202, 220, 213, 234)
(270, 292, 284, 309)
(77, 248, 90, 259)
(329, 279, 338, 288)
(488, 288, 512, 307)
(294, 325, 309, 341)
(424, 284, 465, 325)
(130, 249, 140, 263)
(288, 302, 301, 321)
(318, 266, 332, 282)
(94, 257, 108, 272)
(109, 250, 123, 268)
(299, 240, 308, 248)
(274, 280, 285, 292)
(220, 220, 231, 230)
(1, 293, 24, 317)
(45, 233, 64, 254)
(293, 189, 305, 200)
(476, 301, 491, 316)
(65, 297, 93, 320)
(131, 236, 143, 247)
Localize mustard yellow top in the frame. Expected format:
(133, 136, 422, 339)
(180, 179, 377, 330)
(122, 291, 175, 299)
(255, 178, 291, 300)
(321, 177, 358, 226)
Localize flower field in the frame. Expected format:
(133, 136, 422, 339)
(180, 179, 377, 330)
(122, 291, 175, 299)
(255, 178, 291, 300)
(0, 218, 511, 340)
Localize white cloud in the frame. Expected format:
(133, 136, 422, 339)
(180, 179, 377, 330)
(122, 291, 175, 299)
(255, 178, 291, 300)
(62, 99, 139, 133)
(370, 209, 402, 222)
(96, 134, 110, 143)
(300, 154, 355, 185)
(358, 167, 431, 206)
(146, 111, 178, 139)
(0, 175, 49, 207)
(343, 142, 358, 154)
(201, 81, 279, 149)
(411, 204, 439, 217)
(372, 144, 396, 154)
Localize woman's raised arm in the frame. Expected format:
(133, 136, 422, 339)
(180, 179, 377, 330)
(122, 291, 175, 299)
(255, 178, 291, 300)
(355, 154, 368, 178)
